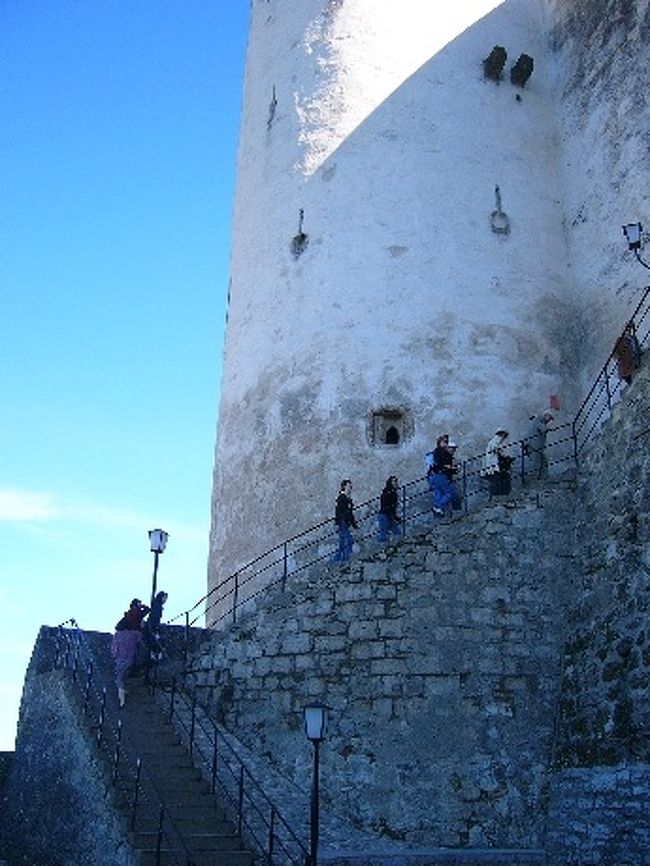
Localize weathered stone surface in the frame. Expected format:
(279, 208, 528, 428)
(190, 480, 579, 850)
(188, 362, 650, 863)
(0, 631, 136, 866)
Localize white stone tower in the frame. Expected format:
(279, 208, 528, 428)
(208, 0, 649, 596)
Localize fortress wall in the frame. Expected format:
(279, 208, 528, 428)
(0, 629, 135, 866)
(194, 482, 579, 849)
(545, 360, 650, 865)
(195, 361, 648, 859)
(546, 0, 650, 383)
(210, 0, 577, 586)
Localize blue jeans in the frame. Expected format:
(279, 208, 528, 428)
(431, 473, 459, 512)
(332, 525, 353, 561)
(377, 513, 401, 542)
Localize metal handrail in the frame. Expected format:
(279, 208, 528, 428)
(152, 674, 309, 866)
(52, 624, 193, 866)
(168, 286, 649, 632)
(573, 285, 650, 453)
(170, 425, 576, 630)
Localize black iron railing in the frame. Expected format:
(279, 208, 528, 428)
(168, 424, 573, 631)
(573, 287, 650, 458)
(54, 620, 309, 866)
(168, 286, 649, 633)
(53, 622, 193, 866)
(149, 669, 309, 866)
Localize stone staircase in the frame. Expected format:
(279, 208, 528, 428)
(113, 677, 256, 866)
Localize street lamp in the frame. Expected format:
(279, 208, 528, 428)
(622, 222, 650, 270)
(304, 704, 328, 866)
(148, 528, 169, 608)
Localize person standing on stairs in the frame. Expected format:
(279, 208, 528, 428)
(144, 590, 168, 661)
(613, 322, 642, 385)
(377, 476, 402, 542)
(525, 411, 554, 479)
(482, 428, 512, 496)
(111, 598, 148, 707)
(332, 479, 358, 562)
(428, 436, 461, 515)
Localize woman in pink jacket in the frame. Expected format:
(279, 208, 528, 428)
(111, 598, 149, 707)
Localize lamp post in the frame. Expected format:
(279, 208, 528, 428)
(303, 704, 328, 866)
(148, 528, 169, 608)
(622, 222, 650, 270)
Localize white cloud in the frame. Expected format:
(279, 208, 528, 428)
(0, 486, 206, 545)
(0, 488, 61, 522)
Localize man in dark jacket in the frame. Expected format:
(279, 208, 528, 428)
(332, 479, 357, 562)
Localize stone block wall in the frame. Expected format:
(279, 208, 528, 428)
(0, 629, 136, 866)
(189, 481, 579, 850)
(547, 0, 650, 383)
(545, 361, 650, 865)
(190, 360, 649, 862)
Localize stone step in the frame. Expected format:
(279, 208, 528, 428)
(133, 814, 235, 836)
(138, 847, 255, 866)
(135, 831, 245, 851)
(115, 783, 214, 803)
(320, 850, 547, 866)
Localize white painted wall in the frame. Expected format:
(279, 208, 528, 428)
(208, 0, 647, 593)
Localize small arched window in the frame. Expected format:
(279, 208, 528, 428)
(370, 409, 409, 447)
(385, 426, 400, 445)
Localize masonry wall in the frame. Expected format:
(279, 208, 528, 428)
(0, 630, 136, 866)
(194, 359, 649, 860)
(209, 0, 650, 590)
(545, 360, 650, 865)
(194, 481, 579, 851)
(209, 0, 579, 587)
(547, 0, 650, 388)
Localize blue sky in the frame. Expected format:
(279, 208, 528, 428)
(0, 1, 250, 749)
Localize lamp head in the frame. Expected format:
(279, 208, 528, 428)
(149, 528, 169, 553)
(303, 704, 328, 742)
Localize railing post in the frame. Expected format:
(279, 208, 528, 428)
(54, 628, 62, 668)
(282, 541, 288, 591)
(155, 805, 165, 866)
(112, 720, 122, 785)
(184, 611, 190, 670)
(96, 687, 107, 747)
(62, 631, 71, 670)
(237, 766, 245, 837)
(72, 639, 80, 683)
(189, 695, 197, 756)
(401, 485, 407, 536)
(462, 461, 468, 513)
(168, 678, 176, 723)
(267, 806, 276, 864)
(83, 663, 93, 716)
(233, 572, 239, 625)
(211, 722, 218, 794)
(130, 758, 142, 830)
